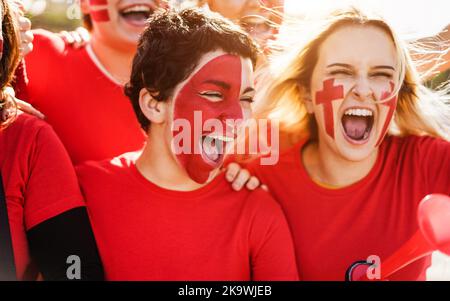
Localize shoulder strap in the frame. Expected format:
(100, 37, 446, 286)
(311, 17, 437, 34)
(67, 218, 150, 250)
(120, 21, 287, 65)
(0, 173, 17, 280)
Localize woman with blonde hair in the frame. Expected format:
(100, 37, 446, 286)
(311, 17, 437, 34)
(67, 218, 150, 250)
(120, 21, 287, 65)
(236, 7, 450, 280)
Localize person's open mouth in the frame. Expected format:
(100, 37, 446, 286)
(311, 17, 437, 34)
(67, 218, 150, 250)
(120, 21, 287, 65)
(200, 133, 234, 167)
(119, 4, 154, 27)
(341, 107, 374, 145)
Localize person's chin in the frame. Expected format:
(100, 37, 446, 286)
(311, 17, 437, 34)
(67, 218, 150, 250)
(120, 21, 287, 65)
(116, 20, 146, 44)
(117, 29, 142, 45)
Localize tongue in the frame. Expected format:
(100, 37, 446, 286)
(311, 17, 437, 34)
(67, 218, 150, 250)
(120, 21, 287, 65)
(202, 137, 219, 162)
(342, 115, 369, 140)
(121, 12, 149, 24)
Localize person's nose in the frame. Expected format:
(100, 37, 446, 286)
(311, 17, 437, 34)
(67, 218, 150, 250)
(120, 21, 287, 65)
(351, 76, 375, 102)
(218, 102, 244, 135)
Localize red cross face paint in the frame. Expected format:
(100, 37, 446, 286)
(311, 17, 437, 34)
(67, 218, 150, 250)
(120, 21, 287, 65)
(88, 0, 166, 25)
(91, 10, 110, 22)
(89, 0, 110, 22)
(309, 25, 400, 162)
(311, 76, 399, 161)
(376, 82, 398, 146)
(171, 52, 254, 184)
(87, 0, 165, 45)
(315, 78, 344, 139)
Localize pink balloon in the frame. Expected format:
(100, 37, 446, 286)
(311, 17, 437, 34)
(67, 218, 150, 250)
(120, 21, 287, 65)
(350, 193, 450, 281)
(418, 194, 450, 256)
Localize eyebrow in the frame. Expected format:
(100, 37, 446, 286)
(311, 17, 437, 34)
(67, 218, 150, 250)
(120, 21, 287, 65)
(326, 63, 353, 69)
(203, 80, 231, 90)
(326, 63, 395, 71)
(243, 87, 255, 94)
(372, 65, 396, 71)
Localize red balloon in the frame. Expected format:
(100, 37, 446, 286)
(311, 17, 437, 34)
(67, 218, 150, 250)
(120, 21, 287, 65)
(351, 194, 450, 281)
(418, 194, 450, 256)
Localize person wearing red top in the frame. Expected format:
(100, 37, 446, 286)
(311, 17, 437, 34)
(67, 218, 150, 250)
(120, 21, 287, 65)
(1, 113, 103, 280)
(77, 152, 298, 280)
(0, 0, 103, 280)
(14, 0, 171, 164)
(14, 0, 283, 165)
(227, 7, 450, 280)
(247, 136, 449, 280)
(76, 8, 298, 281)
(16, 29, 145, 164)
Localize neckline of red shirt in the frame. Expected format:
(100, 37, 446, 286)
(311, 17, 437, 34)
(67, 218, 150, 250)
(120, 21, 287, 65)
(84, 44, 124, 87)
(291, 137, 388, 196)
(129, 162, 227, 199)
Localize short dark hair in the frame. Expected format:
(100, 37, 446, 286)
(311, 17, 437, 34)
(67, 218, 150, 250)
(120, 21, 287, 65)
(124, 8, 260, 132)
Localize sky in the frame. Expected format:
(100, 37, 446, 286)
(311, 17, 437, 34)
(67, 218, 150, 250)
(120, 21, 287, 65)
(285, 0, 450, 38)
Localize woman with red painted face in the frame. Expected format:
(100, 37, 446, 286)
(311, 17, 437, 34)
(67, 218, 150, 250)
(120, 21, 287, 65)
(76, 8, 298, 280)
(231, 7, 450, 280)
(0, 0, 103, 280)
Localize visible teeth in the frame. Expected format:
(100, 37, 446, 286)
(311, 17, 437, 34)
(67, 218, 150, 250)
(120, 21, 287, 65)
(122, 5, 151, 14)
(207, 134, 234, 142)
(344, 108, 373, 117)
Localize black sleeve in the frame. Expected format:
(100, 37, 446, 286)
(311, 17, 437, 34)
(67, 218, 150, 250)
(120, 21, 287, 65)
(27, 207, 104, 281)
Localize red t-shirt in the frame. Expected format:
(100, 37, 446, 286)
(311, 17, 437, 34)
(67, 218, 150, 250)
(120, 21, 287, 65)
(247, 135, 450, 280)
(75, 153, 299, 281)
(16, 29, 145, 165)
(0, 113, 85, 280)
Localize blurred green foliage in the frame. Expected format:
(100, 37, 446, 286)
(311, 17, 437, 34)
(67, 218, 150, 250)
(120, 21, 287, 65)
(28, 2, 81, 32)
(426, 69, 450, 91)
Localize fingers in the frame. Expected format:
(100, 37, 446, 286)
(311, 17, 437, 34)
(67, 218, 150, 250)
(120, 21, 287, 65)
(70, 31, 83, 46)
(19, 40, 34, 58)
(225, 162, 240, 182)
(231, 168, 250, 191)
(76, 27, 91, 45)
(60, 28, 91, 48)
(18, 16, 33, 57)
(19, 30, 34, 44)
(9, 0, 26, 19)
(18, 15, 31, 31)
(245, 176, 260, 190)
(3, 86, 16, 98)
(15, 99, 45, 119)
(59, 31, 74, 44)
(225, 162, 263, 191)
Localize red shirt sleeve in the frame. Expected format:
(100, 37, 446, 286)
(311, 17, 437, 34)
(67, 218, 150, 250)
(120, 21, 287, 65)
(416, 136, 450, 195)
(247, 189, 299, 280)
(16, 29, 66, 104)
(23, 118, 85, 230)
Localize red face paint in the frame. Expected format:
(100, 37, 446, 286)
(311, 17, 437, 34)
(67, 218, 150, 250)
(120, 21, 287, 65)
(172, 54, 244, 184)
(315, 78, 344, 139)
(89, 0, 107, 5)
(375, 82, 397, 146)
(89, 0, 110, 22)
(90, 9, 110, 22)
